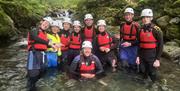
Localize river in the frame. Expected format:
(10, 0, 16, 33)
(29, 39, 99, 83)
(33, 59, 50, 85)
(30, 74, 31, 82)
(0, 41, 180, 91)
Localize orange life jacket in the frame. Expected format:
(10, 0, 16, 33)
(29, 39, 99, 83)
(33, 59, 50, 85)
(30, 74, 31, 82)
(27, 30, 48, 50)
(139, 29, 157, 49)
(69, 32, 82, 49)
(97, 32, 113, 48)
(120, 22, 138, 41)
(60, 33, 70, 51)
(80, 61, 95, 74)
(84, 27, 95, 42)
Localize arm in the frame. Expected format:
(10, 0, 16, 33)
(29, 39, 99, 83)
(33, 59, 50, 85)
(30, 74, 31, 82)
(154, 29, 164, 60)
(70, 56, 80, 76)
(93, 55, 104, 75)
(29, 30, 49, 45)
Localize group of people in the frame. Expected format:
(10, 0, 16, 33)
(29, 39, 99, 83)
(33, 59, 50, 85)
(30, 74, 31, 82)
(26, 7, 163, 91)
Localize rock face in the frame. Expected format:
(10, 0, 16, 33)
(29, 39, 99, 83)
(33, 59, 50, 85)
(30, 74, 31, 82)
(163, 42, 180, 64)
(0, 0, 48, 40)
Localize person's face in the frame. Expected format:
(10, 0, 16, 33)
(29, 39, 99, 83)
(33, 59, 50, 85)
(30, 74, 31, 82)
(98, 25, 105, 33)
(124, 13, 134, 22)
(83, 47, 92, 57)
(142, 16, 152, 24)
(63, 22, 71, 31)
(40, 20, 49, 30)
(73, 25, 81, 33)
(84, 19, 93, 27)
(51, 26, 59, 34)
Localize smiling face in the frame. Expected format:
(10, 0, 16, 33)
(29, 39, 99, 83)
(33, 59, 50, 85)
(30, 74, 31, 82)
(83, 47, 92, 57)
(124, 13, 134, 22)
(84, 19, 94, 27)
(40, 20, 50, 30)
(73, 25, 81, 33)
(51, 26, 59, 34)
(142, 16, 152, 24)
(98, 25, 106, 33)
(63, 22, 71, 31)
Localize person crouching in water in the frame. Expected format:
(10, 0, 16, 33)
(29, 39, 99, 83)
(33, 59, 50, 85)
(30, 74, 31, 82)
(46, 21, 62, 68)
(136, 9, 163, 83)
(96, 20, 118, 72)
(27, 17, 56, 91)
(70, 41, 103, 80)
(67, 20, 82, 66)
(119, 8, 140, 73)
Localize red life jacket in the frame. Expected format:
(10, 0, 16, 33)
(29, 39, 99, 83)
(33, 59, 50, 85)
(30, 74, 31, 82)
(97, 32, 113, 48)
(27, 30, 48, 50)
(84, 27, 95, 42)
(80, 61, 95, 74)
(120, 22, 138, 41)
(140, 29, 157, 49)
(60, 34, 70, 51)
(69, 32, 82, 49)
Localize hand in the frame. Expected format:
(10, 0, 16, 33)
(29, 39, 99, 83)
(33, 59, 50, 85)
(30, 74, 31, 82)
(81, 74, 95, 78)
(136, 57, 140, 65)
(153, 59, 160, 68)
(105, 48, 110, 53)
(60, 43, 65, 47)
(121, 42, 131, 47)
(100, 47, 105, 52)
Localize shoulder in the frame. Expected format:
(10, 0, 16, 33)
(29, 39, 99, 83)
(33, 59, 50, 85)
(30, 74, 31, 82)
(91, 54, 100, 61)
(72, 55, 81, 63)
(152, 24, 162, 33)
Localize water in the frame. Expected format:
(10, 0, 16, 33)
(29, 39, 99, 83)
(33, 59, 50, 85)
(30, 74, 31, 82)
(0, 42, 180, 91)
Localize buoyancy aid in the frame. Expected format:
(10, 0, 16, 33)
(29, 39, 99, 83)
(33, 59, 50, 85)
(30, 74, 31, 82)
(28, 29, 48, 50)
(97, 32, 113, 48)
(69, 32, 82, 49)
(120, 22, 138, 41)
(84, 27, 95, 42)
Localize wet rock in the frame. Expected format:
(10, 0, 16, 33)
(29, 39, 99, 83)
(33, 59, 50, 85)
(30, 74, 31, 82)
(156, 15, 170, 28)
(168, 74, 176, 79)
(163, 45, 180, 63)
(169, 17, 180, 24)
(38, 86, 57, 91)
(165, 25, 180, 40)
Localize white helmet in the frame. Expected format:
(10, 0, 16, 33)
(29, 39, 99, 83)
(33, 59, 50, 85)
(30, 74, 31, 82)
(97, 19, 106, 26)
(84, 14, 93, 20)
(63, 17, 72, 24)
(82, 41, 92, 48)
(51, 21, 59, 27)
(124, 7, 134, 14)
(43, 17, 53, 23)
(141, 9, 153, 17)
(55, 20, 63, 29)
(73, 20, 81, 26)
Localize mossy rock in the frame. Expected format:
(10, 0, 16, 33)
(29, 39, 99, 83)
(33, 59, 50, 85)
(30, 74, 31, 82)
(156, 15, 170, 28)
(165, 24, 180, 40)
(0, 0, 48, 29)
(0, 7, 15, 36)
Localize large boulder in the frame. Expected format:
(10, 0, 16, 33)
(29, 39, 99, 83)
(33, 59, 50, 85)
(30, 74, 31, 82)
(163, 42, 180, 64)
(0, 7, 15, 37)
(156, 15, 170, 28)
(165, 24, 180, 40)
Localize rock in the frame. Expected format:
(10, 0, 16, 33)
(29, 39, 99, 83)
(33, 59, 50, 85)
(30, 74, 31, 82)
(163, 45, 180, 62)
(169, 17, 180, 24)
(165, 25, 180, 40)
(168, 74, 176, 79)
(165, 41, 179, 46)
(0, 7, 15, 37)
(156, 15, 170, 28)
